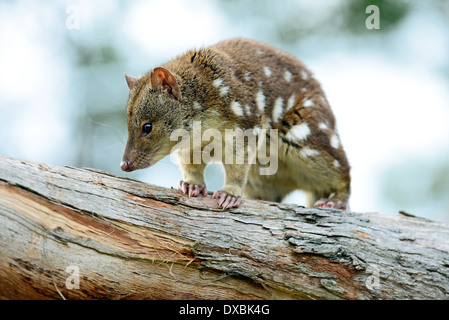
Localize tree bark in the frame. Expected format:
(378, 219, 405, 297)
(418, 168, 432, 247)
(0, 155, 448, 300)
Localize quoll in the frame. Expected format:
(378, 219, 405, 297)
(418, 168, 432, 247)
(121, 38, 351, 209)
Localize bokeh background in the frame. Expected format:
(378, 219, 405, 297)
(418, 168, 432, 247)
(1, 0, 448, 221)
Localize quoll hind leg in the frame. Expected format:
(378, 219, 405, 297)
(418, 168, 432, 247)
(281, 136, 351, 210)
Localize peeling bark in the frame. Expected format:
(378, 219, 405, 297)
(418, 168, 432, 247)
(0, 155, 448, 300)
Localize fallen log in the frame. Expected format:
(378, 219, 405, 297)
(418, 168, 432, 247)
(0, 155, 448, 299)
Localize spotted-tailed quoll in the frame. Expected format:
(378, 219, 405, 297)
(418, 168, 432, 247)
(121, 38, 351, 209)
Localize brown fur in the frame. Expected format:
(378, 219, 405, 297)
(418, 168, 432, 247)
(122, 38, 351, 209)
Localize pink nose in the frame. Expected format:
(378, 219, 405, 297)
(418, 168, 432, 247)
(120, 160, 133, 172)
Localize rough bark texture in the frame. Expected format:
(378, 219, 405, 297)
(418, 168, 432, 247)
(0, 155, 448, 300)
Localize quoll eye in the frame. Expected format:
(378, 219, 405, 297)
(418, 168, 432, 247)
(142, 123, 153, 136)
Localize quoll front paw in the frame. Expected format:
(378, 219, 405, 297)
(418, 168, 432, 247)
(212, 190, 242, 209)
(314, 199, 347, 210)
(178, 180, 208, 197)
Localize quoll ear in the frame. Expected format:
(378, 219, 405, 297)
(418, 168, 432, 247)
(151, 67, 182, 102)
(125, 73, 138, 90)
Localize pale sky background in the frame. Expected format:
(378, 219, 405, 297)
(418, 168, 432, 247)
(1, 0, 448, 221)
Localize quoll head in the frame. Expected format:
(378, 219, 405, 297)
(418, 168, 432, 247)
(121, 67, 186, 172)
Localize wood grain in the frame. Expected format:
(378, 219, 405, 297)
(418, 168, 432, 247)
(0, 155, 448, 299)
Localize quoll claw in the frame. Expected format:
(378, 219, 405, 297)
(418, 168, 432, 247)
(314, 198, 347, 210)
(212, 190, 242, 209)
(178, 180, 207, 197)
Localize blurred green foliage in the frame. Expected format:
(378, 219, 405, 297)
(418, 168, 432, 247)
(74, 44, 120, 66)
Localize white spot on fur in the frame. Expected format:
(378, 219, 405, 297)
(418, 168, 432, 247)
(300, 147, 320, 158)
(333, 159, 341, 167)
(230, 101, 244, 117)
(253, 126, 261, 136)
(286, 94, 296, 111)
(319, 122, 328, 130)
(193, 101, 202, 110)
(256, 50, 263, 55)
(272, 97, 284, 123)
(301, 70, 309, 79)
(244, 104, 251, 115)
(264, 66, 272, 77)
(303, 99, 314, 107)
(220, 86, 230, 97)
(256, 90, 266, 113)
(286, 123, 311, 141)
(330, 135, 340, 149)
(244, 72, 251, 81)
(284, 70, 292, 83)
(213, 78, 224, 88)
